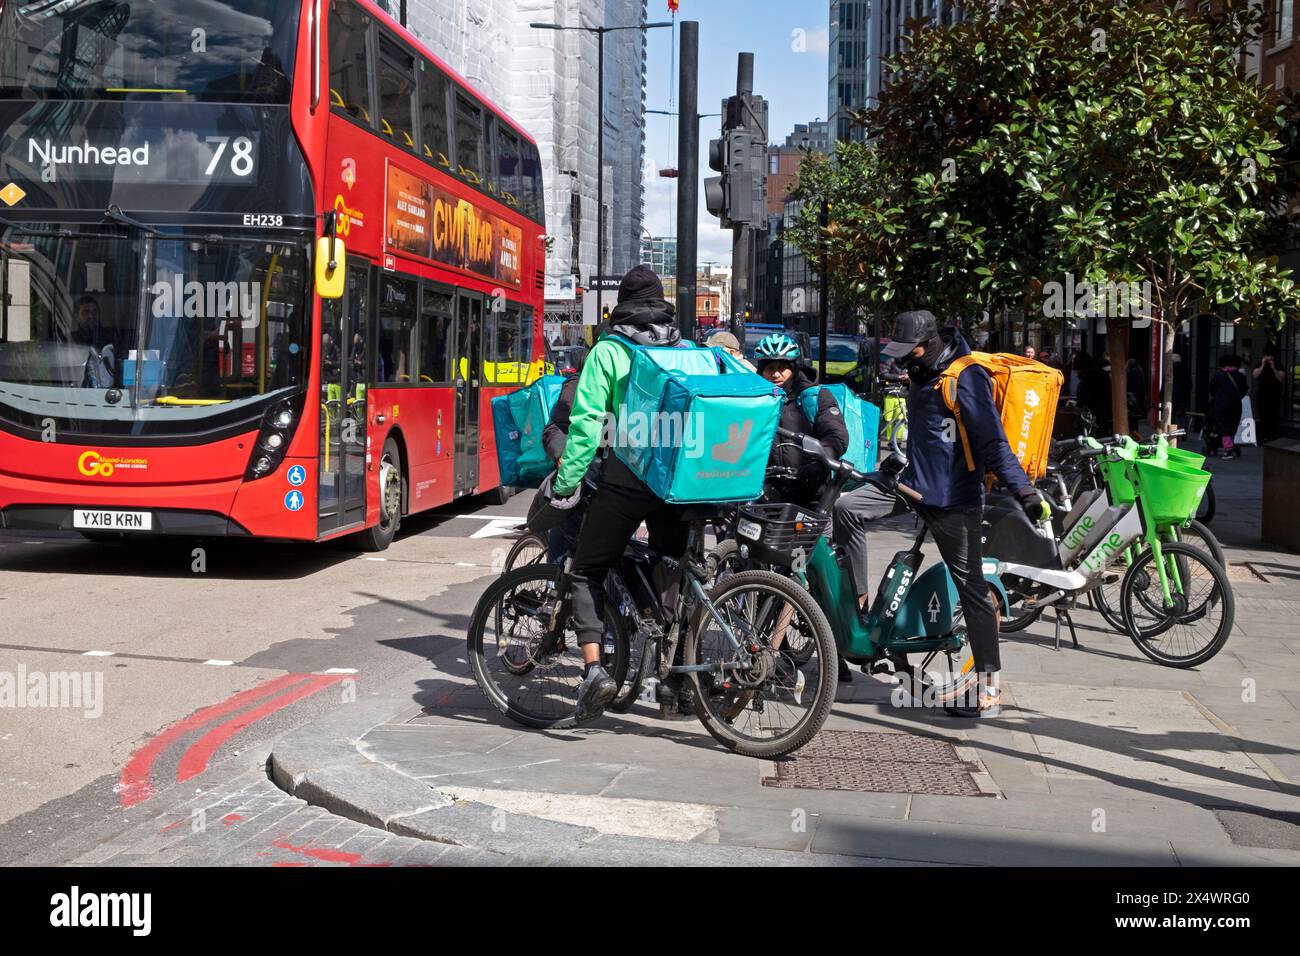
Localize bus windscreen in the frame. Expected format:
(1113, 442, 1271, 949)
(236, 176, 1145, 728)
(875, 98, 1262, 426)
(0, 0, 299, 103)
(0, 231, 307, 437)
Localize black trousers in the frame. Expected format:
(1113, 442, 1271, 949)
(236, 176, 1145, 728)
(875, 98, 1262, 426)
(831, 483, 901, 599)
(918, 504, 1001, 673)
(569, 457, 690, 646)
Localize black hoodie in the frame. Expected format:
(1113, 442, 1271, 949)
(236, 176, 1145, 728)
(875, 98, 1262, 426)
(764, 364, 850, 505)
(604, 297, 681, 347)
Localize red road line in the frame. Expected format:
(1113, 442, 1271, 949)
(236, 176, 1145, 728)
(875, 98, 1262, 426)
(175, 675, 346, 785)
(118, 674, 311, 808)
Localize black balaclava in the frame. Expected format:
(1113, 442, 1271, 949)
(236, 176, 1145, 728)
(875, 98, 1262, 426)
(907, 334, 948, 377)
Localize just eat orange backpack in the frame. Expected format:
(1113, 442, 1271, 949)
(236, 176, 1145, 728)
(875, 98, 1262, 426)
(935, 353, 1064, 481)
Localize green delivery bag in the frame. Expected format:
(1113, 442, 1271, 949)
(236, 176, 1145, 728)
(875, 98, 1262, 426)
(799, 383, 881, 473)
(614, 346, 782, 503)
(492, 374, 565, 488)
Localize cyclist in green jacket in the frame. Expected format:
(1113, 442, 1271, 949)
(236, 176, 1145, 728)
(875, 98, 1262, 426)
(539, 265, 691, 721)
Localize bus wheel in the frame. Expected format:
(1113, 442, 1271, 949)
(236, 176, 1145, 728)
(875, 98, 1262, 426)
(357, 439, 403, 552)
(484, 484, 512, 506)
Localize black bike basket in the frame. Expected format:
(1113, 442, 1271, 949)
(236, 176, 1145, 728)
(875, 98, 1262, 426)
(734, 502, 831, 567)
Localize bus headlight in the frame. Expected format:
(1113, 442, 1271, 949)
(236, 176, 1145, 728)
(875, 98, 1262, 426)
(244, 397, 302, 481)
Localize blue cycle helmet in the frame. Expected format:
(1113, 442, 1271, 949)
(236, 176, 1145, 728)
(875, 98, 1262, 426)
(754, 333, 800, 363)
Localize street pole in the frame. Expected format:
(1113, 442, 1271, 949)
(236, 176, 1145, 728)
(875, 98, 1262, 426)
(596, 28, 604, 290)
(732, 53, 754, 341)
(818, 199, 829, 383)
(676, 21, 699, 339)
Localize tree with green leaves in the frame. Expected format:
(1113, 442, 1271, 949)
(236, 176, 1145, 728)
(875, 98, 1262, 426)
(791, 0, 1300, 434)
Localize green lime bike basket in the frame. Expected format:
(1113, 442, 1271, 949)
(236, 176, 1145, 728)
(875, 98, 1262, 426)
(1098, 454, 1138, 505)
(1134, 459, 1210, 526)
(1163, 445, 1207, 470)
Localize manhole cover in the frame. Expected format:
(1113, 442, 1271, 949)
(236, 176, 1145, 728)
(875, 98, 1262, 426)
(762, 730, 986, 796)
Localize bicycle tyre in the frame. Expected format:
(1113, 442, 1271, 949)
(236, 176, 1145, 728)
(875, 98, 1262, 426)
(1119, 542, 1234, 668)
(503, 531, 549, 572)
(684, 569, 837, 759)
(467, 565, 628, 729)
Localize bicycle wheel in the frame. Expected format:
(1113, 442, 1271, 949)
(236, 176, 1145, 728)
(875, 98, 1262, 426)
(685, 569, 837, 759)
(503, 531, 549, 571)
(704, 539, 748, 584)
(1119, 542, 1234, 667)
(467, 565, 627, 728)
(1173, 519, 1226, 573)
(1089, 544, 1138, 634)
(998, 578, 1046, 634)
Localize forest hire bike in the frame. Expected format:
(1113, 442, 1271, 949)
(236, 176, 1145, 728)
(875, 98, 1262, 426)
(467, 499, 839, 758)
(708, 429, 1014, 700)
(984, 433, 1234, 667)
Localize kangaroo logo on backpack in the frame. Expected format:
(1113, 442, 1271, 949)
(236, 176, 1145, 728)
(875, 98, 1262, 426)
(712, 420, 754, 465)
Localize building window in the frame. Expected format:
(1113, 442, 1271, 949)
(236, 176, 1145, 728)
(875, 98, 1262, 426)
(1276, 0, 1295, 47)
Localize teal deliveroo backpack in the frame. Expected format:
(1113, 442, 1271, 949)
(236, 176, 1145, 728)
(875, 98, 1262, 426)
(492, 374, 566, 488)
(614, 344, 782, 503)
(799, 383, 881, 473)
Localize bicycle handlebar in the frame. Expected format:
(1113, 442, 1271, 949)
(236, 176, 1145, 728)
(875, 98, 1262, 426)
(775, 427, 921, 502)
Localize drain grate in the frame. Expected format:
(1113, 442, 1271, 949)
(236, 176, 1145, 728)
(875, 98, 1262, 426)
(763, 730, 986, 796)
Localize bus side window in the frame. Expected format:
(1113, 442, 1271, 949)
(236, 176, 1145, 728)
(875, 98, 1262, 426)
(521, 141, 543, 224)
(418, 58, 451, 170)
(377, 34, 416, 153)
(418, 285, 453, 384)
(328, 0, 372, 126)
(490, 306, 522, 384)
(378, 275, 416, 383)
(496, 126, 521, 210)
(453, 89, 483, 186)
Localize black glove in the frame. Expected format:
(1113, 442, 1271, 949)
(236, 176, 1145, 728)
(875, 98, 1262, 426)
(1017, 487, 1051, 524)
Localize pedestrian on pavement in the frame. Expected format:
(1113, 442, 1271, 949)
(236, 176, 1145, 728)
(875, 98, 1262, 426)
(1253, 348, 1286, 443)
(705, 330, 755, 371)
(881, 310, 1048, 718)
(1126, 358, 1147, 438)
(1023, 344, 1036, 360)
(1208, 354, 1249, 458)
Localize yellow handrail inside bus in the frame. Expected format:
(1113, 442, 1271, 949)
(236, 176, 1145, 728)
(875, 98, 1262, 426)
(330, 88, 345, 108)
(153, 397, 231, 406)
(321, 402, 331, 471)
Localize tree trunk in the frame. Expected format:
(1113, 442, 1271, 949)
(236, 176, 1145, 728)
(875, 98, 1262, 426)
(1106, 314, 1129, 437)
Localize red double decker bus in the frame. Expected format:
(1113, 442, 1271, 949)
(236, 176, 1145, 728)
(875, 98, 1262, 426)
(0, 0, 546, 550)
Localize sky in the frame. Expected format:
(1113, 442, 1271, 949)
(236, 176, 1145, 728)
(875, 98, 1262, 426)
(639, 0, 831, 266)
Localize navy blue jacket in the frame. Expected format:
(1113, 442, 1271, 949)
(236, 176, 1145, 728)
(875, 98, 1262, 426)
(903, 332, 1033, 508)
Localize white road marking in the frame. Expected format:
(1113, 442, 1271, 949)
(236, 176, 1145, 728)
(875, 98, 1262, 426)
(442, 786, 721, 843)
(470, 517, 525, 539)
(322, 668, 358, 674)
(203, 660, 235, 666)
(455, 561, 477, 567)
(364, 557, 388, 562)
(82, 650, 115, 657)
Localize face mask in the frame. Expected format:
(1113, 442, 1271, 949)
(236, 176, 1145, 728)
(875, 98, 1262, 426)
(907, 335, 947, 375)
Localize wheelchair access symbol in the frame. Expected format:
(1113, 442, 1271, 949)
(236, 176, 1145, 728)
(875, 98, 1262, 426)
(287, 465, 307, 487)
(284, 490, 305, 512)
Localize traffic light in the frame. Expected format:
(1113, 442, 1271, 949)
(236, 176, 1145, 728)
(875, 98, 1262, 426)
(704, 95, 768, 228)
(704, 123, 731, 228)
(601, 304, 610, 324)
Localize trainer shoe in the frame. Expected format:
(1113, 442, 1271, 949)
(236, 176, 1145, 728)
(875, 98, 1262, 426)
(944, 688, 1003, 719)
(575, 664, 617, 722)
